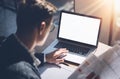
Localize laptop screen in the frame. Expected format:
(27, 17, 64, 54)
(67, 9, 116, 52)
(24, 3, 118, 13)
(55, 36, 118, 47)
(58, 11, 101, 46)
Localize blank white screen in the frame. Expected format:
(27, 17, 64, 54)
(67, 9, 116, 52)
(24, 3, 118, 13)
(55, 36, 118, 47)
(59, 12, 101, 46)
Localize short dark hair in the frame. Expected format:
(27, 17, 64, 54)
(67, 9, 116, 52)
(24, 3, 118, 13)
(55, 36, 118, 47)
(17, 0, 57, 31)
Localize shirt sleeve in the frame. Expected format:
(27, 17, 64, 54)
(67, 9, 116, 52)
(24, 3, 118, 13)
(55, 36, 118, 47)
(34, 53, 45, 66)
(5, 61, 41, 79)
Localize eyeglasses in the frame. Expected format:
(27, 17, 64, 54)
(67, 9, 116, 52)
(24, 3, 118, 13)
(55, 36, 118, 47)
(50, 23, 55, 32)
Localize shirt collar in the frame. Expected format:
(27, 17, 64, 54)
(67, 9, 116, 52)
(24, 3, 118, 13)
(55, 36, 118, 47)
(2, 34, 34, 66)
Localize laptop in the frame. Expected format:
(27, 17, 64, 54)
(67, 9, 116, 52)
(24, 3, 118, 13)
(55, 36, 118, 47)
(42, 11, 102, 64)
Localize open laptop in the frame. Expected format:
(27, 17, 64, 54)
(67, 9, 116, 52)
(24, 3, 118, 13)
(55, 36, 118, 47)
(42, 11, 102, 64)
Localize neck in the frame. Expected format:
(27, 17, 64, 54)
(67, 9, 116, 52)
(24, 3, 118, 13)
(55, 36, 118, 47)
(16, 31, 36, 52)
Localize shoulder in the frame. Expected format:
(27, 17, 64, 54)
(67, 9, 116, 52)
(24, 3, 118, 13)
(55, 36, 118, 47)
(5, 61, 41, 79)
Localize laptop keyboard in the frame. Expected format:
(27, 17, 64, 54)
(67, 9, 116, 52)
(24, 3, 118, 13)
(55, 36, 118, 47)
(54, 42, 90, 56)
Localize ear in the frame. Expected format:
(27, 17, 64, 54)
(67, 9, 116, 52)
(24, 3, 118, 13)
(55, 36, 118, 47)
(39, 21, 47, 35)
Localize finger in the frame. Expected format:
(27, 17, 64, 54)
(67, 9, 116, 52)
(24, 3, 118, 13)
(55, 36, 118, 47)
(55, 58, 64, 64)
(58, 48, 67, 51)
(53, 48, 67, 56)
(55, 48, 67, 52)
(54, 49, 69, 58)
(54, 52, 67, 59)
(61, 48, 69, 52)
(56, 54, 67, 59)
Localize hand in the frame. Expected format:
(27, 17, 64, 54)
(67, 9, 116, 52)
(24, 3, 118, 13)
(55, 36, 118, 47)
(46, 48, 68, 64)
(86, 72, 100, 79)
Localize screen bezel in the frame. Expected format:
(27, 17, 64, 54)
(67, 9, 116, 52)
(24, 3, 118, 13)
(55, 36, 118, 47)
(57, 10, 102, 47)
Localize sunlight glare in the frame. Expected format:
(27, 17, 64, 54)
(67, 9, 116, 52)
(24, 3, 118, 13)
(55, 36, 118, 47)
(115, 0, 120, 13)
(115, 0, 120, 27)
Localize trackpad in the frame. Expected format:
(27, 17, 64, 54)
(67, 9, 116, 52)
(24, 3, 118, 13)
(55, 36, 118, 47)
(64, 53, 86, 64)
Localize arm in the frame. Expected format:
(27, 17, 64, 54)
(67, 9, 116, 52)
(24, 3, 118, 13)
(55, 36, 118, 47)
(5, 61, 41, 79)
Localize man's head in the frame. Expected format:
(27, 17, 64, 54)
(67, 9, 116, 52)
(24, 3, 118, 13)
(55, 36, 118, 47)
(16, 0, 57, 48)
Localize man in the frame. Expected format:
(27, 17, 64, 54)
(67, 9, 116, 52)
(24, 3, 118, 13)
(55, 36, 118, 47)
(0, 0, 68, 79)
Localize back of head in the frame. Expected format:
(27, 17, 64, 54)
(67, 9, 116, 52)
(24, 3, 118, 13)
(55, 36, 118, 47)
(17, 0, 57, 32)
